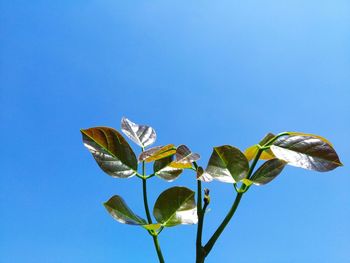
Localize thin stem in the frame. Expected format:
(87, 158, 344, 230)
(142, 177, 153, 223)
(196, 197, 209, 263)
(203, 192, 243, 255)
(152, 235, 165, 263)
(202, 147, 264, 259)
(140, 149, 165, 263)
(196, 180, 203, 262)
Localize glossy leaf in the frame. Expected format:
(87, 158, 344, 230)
(138, 144, 176, 162)
(250, 158, 287, 185)
(167, 145, 200, 169)
(153, 187, 197, 227)
(175, 145, 200, 163)
(287, 132, 333, 146)
(104, 195, 146, 225)
(259, 133, 276, 146)
(271, 135, 342, 172)
(121, 117, 156, 148)
(244, 145, 275, 161)
(196, 166, 213, 182)
(154, 156, 183, 182)
(206, 145, 249, 183)
(81, 127, 137, 178)
(244, 133, 276, 161)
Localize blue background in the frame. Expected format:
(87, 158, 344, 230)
(1, 1, 349, 262)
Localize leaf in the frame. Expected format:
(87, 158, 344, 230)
(196, 166, 213, 182)
(81, 127, 137, 178)
(250, 158, 287, 185)
(154, 155, 183, 182)
(138, 144, 176, 162)
(287, 132, 333, 146)
(270, 135, 342, 172)
(206, 145, 249, 183)
(168, 145, 200, 169)
(104, 195, 147, 225)
(153, 187, 197, 227)
(121, 117, 156, 148)
(244, 145, 275, 161)
(244, 133, 276, 161)
(175, 145, 200, 163)
(259, 133, 276, 146)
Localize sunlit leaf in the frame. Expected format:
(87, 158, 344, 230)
(196, 166, 213, 182)
(138, 144, 176, 162)
(168, 145, 200, 169)
(250, 158, 286, 185)
(104, 195, 146, 225)
(175, 145, 200, 163)
(244, 145, 275, 161)
(154, 156, 183, 182)
(244, 133, 276, 161)
(206, 145, 249, 183)
(153, 187, 197, 227)
(271, 135, 342, 172)
(81, 127, 137, 178)
(121, 117, 156, 148)
(259, 133, 276, 146)
(287, 132, 333, 146)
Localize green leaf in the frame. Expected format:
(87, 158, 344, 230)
(271, 135, 342, 172)
(104, 195, 147, 225)
(259, 133, 276, 146)
(121, 117, 156, 148)
(287, 132, 333, 146)
(206, 145, 249, 183)
(81, 127, 137, 178)
(244, 145, 275, 161)
(153, 187, 197, 227)
(196, 166, 213, 182)
(139, 144, 176, 162)
(250, 158, 287, 185)
(168, 145, 200, 169)
(154, 156, 183, 182)
(244, 133, 276, 161)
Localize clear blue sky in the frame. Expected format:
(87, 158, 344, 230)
(1, 1, 349, 262)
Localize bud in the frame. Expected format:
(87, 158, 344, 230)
(203, 188, 210, 205)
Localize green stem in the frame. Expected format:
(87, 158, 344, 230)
(152, 235, 165, 263)
(140, 152, 165, 263)
(203, 192, 243, 256)
(196, 198, 209, 263)
(202, 147, 264, 260)
(196, 180, 204, 262)
(142, 177, 153, 223)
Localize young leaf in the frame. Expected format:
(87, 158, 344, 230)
(121, 117, 156, 148)
(244, 133, 276, 161)
(168, 145, 200, 168)
(153, 187, 197, 227)
(81, 127, 137, 178)
(206, 145, 249, 183)
(271, 135, 342, 172)
(244, 145, 275, 161)
(196, 166, 213, 182)
(154, 156, 183, 182)
(138, 144, 176, 162)
(104, 195, 147, 225)
(259, 133, 276, 146)
(250, 158, 287, 185)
